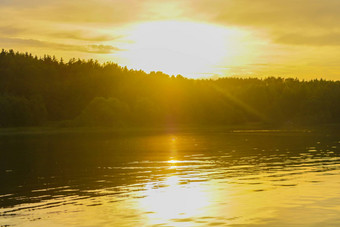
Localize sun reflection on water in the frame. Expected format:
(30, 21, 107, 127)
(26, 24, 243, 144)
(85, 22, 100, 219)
(138, 134, 213, 225)
(139, 175, 211, 226)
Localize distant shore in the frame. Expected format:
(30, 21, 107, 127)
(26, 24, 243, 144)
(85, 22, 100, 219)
(0, 123, 338, 137)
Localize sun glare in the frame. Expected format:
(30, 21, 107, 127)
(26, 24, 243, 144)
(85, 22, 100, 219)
(139, 175, 211, 226)
(117, 21, 248, 78)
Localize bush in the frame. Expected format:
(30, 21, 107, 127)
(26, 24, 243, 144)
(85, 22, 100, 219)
(76, 97, 130, 127)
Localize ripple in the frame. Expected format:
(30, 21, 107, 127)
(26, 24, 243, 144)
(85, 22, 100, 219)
(1, 131, 340, 226)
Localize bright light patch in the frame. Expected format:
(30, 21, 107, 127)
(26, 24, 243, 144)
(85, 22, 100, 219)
(117, 21, 249, 78)
(139, 175, 211, 225)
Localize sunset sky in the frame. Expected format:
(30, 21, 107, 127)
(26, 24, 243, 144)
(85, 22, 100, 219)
(1, 0, 340, 79)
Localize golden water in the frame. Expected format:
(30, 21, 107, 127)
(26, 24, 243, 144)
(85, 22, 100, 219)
(1, 131, 340, 226)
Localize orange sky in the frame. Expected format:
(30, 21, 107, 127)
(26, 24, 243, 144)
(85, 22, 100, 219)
(1, 0, 340, 79)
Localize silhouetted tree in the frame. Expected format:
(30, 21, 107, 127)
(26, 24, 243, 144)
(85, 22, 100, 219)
(0, 49, 339, 127)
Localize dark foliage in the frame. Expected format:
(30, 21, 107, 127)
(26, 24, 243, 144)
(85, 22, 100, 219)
(0, 49, 339, 127)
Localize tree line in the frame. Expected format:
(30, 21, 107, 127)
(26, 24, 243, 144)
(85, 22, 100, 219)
(0, 49, 339, 128)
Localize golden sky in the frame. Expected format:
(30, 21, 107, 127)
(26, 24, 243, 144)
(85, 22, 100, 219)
(1, 0, 340, 79)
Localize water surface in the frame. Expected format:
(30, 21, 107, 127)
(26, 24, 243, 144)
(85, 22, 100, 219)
(1, 130, 340, 226)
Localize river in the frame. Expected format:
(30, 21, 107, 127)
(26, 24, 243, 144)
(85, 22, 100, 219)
(1, 130, 340, 226)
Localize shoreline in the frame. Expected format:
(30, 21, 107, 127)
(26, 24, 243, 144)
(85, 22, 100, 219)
(0, 123, 338, 137)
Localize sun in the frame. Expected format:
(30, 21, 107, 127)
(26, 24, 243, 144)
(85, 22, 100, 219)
(116, 20, 248, 78)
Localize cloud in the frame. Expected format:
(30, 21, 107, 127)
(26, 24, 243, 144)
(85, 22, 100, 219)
(2, 0, 340, 30)
(0, 0, 56, 8)
(50, 30, 121, 42)
(186, 0, 340, 29)
(0, 37, 122, 54)
(86, 44, 122, 53)
(275, 32, 340, 46)
(0, 0, 136, 57)
(177, 0, 340, 48)
(0, 25, 26, 36)
(0, 0, 187, 26)
(17, 0, 147, 25)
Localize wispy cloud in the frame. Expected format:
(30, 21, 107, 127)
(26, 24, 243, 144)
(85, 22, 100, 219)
(50, 30, 121, 42)
(13, 0, 147, 25)
(275, 32, 340, 46)
(0, 37, 122, 54)
(181, 0, 340, 49)
(0, 25, 26, 36)
(2, 0, 340, 43)
(186, 0, 340, 29)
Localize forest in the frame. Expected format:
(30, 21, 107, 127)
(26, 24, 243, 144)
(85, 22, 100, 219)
(0, 49, 340, 128)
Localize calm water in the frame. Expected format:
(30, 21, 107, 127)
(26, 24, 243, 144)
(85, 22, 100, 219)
(1, 130, 340, 226)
